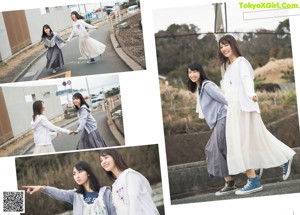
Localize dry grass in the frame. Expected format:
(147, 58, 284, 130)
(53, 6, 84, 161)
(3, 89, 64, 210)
(161, 84, 297, 135)
(254, 58, 293, 83)
(16, 146, 161, 215)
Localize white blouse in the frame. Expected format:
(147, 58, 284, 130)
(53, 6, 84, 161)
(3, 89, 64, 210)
(222, 56, 260, 113)
(112, 168, 159, 215)
(67, 19, 96, 41)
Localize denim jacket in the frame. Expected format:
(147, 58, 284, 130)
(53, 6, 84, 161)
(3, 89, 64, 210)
(199, 80, 228, 129)
(75, 105, 98, 134)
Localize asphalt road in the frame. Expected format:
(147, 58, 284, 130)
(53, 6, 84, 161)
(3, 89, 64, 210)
(20, 23, 131, 81)
(25, 109, 119, 154)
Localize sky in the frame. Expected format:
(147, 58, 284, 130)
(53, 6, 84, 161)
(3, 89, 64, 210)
(152, 2, 291, 33)
(1, 74, 120, 94)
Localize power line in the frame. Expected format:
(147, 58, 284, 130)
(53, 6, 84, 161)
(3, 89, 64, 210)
(155, 31, 290, 39)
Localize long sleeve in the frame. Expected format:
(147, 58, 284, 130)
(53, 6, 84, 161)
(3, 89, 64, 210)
(80, 19, 96, 29)
(40, 116, 70, 134)
(204, 83, 228, 105)
(56, 34, 66, 43)
(67, 28, 75, 42)
(43, 186, 75, 204)
(103, 188, 117, 215)
(75, 108, 89, 133)
(126, 172, 144, 215)
(239, 59, 256, 98)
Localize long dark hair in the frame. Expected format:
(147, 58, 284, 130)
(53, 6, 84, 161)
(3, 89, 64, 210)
(218, 34, 242, 70)
(187, 62, 209, 93)
(71, 11, 85, 20)
(41, 24, 53, 38)
(32, 100, 43, 121)
(72, 93, 89, 110)
(99, 149, 128, 182)
(73, 161, 101, 194)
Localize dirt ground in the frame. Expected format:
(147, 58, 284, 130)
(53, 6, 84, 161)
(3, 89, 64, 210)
(0, 44, 45, 83)
(0, 132, 34, 157)
(114, 12, 145, 68)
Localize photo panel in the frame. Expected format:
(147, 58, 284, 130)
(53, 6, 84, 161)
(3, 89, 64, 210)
(15, 144, 164, 214)
(0, 0, 145, 84)
(153, 0, 300, 205)
(0, 73, 124, 157)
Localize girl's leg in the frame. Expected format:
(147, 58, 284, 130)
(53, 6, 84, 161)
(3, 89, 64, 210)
(235, 169, 263, 195)
(215, 176, 237, 196)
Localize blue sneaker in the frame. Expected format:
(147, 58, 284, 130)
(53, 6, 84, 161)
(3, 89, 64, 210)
(235, 176, 263, 195)
(282, 158, 293, 181)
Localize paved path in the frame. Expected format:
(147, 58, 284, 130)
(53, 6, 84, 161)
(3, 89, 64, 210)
(172, 178, 300, 205)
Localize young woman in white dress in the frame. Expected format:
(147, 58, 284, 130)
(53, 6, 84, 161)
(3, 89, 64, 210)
(67, 11, 106, 64)
(99, 149, 160, 215)
(218, 34, 295, 195)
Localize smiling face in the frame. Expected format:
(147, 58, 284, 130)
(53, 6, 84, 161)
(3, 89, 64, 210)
(71, 14, 77, 21)
(219, 42, 234, 58)
(72, 97, 81, 108)
(188, 68, 200, 85)
(43, 27, 51, 36)
(73, 167, 89, 186)
(100, 154, 117, 173)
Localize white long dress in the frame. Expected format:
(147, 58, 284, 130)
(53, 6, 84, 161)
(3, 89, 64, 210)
(222, 56, 295, 175)
(68, 19, 106, 59)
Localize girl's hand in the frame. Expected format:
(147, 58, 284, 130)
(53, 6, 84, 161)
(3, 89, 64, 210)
(252, 95, 258, 102)
(23, 186, 45, 195)
(69, 131, 78, 136)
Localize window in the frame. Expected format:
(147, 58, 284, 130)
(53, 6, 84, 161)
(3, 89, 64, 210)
(25, 94, 36, 103)
(43, 92, 50, 98)
(40, 7, 50, 15)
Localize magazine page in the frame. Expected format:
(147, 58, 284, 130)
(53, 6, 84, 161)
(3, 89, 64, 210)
(0, 0, 300, 214)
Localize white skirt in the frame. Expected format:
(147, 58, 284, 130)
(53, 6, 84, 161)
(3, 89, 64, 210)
(226, 88, 295, 175)
(79, 34, 106, 59)
(33, 144, 55, 154)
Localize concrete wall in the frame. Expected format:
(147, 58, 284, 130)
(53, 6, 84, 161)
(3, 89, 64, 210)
(166, 113, 300, 199)
(25, 6, 72, 44)
(168, 147, 300, 199)
(0, 13, 12, 61)
(1, 85, 64, 137)
(0, 6, 72, 61)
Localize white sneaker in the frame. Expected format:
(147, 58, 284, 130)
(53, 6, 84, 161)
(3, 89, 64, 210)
(52, 69, 57, 74)
(87, 59, 96, 64)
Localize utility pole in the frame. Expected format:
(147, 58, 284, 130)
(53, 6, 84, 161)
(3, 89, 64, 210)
(213, 2, 227, 41)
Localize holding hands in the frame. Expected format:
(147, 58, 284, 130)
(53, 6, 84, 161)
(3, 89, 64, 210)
(69, 131, 78, 136)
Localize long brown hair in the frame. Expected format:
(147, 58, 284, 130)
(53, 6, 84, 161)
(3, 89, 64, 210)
(218, 34, 242, 70)
(71, 11, 85, 20)
(99, 149, 128, 181)
(32, 100, 43, 121)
